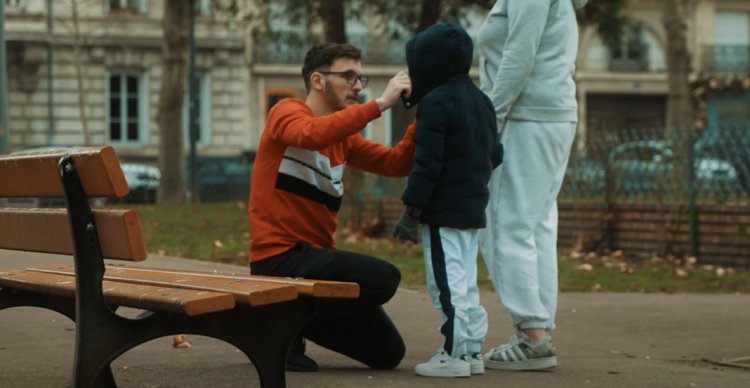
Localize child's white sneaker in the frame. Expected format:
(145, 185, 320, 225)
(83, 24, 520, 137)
(468, 353, 484, 374)
(415, 348, 470, 378)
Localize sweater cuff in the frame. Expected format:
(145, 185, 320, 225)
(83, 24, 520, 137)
(362, 100, 382, 120)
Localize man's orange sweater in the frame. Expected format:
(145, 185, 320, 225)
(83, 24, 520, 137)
(249, 98, 416, 263)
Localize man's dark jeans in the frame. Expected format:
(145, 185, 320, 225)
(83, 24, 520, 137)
(251, 243, 405, 369)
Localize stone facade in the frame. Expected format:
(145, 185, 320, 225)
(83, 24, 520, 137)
(3, 0, 251, 165)
(4, 0, 748, 164)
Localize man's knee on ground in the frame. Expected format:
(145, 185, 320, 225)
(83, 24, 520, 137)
(366, 340, 405, 370)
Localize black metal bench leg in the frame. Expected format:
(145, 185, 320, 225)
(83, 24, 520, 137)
(0, 288, 76, 321)
(93, 366, 117, 388)
(228, 299, 316, 388)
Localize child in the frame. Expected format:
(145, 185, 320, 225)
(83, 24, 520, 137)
(392, 23, 503, 378)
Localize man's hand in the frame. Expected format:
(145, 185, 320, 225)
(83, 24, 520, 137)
(376, 71, 412, 112)
(392, 206, 421, 244)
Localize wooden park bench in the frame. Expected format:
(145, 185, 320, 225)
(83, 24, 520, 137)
(0, 146, 360, 388)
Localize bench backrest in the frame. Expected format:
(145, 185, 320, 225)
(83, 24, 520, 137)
(0, 146, 147, 261)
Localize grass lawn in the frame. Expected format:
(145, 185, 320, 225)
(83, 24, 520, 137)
(130, 202, 750, 293)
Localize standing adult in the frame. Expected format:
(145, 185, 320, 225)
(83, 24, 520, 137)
(249, 42, 414, 372)
(477, 0, 588, 370)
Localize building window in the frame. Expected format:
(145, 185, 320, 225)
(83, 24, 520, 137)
(5, 0, 26, 8)
(196, 0, 211, 16)
(356, 91, 374, 140)
(183, 73, 211, 146)
(108, 73, 146, 144)
(712, 12, 750, 73)
(388, 101, 416, 147)
(609, 24, 649, 71)
(265, 88, 302, 115)
(109, 0, 146, 14)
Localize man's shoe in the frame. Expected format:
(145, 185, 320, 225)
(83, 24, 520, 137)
(468, 353, 484, 375)
(414, 348, 470, 378)
(484, 331, 557, 370)
(287, 336, 319, 372)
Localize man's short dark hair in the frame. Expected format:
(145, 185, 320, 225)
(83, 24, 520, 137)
(302, 42, 362, 92)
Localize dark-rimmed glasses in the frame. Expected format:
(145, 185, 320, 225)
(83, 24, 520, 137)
(318, 70, 369, 88)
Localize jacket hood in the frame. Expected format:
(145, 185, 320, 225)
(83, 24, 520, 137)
(572, 0, 588, 9)
(403, 22, 473, 107)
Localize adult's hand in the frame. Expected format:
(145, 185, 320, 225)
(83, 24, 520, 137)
(376, 71, 412, 112)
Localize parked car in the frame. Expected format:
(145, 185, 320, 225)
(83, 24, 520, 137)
(695, 128, 750, 193)
(563, 140, 742, 197)
(186, 155, 253, 202)
(609, 140, 741, 195)
(562, 158, 606, 198)
(6, 146, 160, 204)
(118, 162, 161, 203)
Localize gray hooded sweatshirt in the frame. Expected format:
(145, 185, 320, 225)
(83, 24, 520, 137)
(477, 0, 588, 127)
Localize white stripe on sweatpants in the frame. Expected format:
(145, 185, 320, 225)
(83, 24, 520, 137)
(479, 119, 576, 331)
(423, 225, 488, 358)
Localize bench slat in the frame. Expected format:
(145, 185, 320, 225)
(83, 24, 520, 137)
(103, 266, 361, 298)
(29, 264, 299, 307)
(30, 264, 360, 298)
(0, 146, 130, 198)
(0, 269, 236, 316)
(0, 209, 147, 261)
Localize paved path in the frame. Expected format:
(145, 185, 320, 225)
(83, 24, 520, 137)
(1, 250, 748, 387)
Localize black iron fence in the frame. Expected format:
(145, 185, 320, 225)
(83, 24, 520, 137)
(561, 124, 750, 204)
(343, 124, 750, 265)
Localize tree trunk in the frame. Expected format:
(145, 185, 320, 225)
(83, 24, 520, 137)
(71, 0, 90, 145)
(662, 0, 695, 257)
(417, 0, 442, 33)
(157, 1, 190, 204)
(317, 0, 346, 43)
(662, 0, 694, 130)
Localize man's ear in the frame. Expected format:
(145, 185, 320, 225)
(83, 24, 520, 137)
(310, 72, 325, 91)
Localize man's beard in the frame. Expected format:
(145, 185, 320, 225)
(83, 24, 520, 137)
(324, 86, 357, 111)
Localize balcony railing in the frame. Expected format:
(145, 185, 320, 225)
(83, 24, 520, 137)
(253, 32, 479, 67)
(703, 45, 750, 74)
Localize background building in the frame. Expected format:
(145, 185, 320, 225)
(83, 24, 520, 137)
(3, 0, 251, 166)
(3, 0, 749, 191)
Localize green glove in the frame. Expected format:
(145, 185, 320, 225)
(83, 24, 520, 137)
(392, 206, 421, 244)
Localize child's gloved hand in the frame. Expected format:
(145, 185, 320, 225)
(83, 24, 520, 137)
(392, 206, 421, 244)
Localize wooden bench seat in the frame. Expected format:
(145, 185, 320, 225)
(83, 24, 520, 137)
(0, 146, 360, 388)
(27, 263, 359, 303)
(0, 268, 236, 315)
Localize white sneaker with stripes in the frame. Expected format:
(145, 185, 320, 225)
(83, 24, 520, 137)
(484, 332, 557, 370)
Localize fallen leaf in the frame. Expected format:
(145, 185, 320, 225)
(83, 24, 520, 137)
(576, 263, 594, 271)
(173, 334, 192, 348)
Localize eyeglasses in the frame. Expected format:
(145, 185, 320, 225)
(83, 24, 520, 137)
(318, 70, 369, 88)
